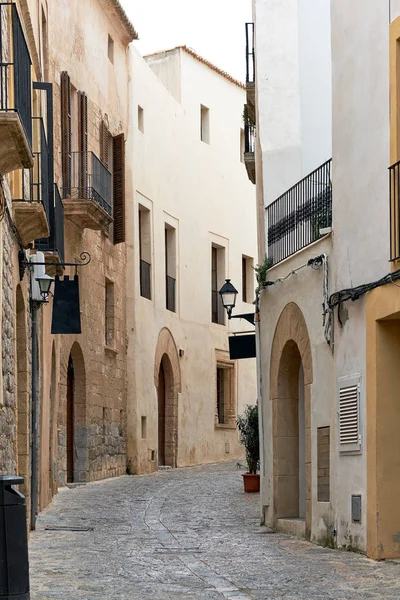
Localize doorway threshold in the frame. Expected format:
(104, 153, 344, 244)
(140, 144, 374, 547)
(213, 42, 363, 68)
(277, 518, 305, 538)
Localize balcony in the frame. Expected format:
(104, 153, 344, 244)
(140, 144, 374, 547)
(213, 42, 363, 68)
(62, 151, 112, 230)
(166, 275, 176, 312)
(36, 184, 65, 272)
(245, 22, 255, 123)
(244, 117, 256, 185)
(140, 259, 151, 300)
(267, 159, 332, 265)
(0, 2, 33, 175)
(12, 117, 50, 246)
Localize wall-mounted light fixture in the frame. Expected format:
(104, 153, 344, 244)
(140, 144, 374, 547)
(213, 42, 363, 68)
(219, 279, 255, 325)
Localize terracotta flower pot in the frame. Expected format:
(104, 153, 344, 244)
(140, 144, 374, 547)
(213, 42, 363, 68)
(242, 473, 260, 493)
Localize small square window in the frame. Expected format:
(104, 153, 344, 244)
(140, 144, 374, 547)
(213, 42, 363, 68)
(108, 35, 114, 63)
(138, 106, 144, 133)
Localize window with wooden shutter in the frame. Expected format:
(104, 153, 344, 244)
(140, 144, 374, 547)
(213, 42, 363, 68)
(61, 71, 71, 197)
(100, 120, 110, 168)
(338, 375, 361, 454)
(78, 91, 88, 198)
(113, 133, 125, 244)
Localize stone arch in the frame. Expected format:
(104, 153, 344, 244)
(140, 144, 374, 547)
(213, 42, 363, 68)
(61, 341, 87, 484)
(15, 285, 30, 516)
(154, 328, 181, 468)
(270, 302, 313, 539)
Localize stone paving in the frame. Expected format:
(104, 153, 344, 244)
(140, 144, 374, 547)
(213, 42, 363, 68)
(29, 462, 400, 599)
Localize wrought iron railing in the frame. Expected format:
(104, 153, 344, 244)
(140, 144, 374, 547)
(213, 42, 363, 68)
(212, 290, 224, 325)
(36, 184, 65, 262)
(390, 160, 400, 261)
(140, 259, 151, 300)
(62, 151, 112, 216)
(267, 159, 332, 265)
(166, 275, 176, 312)
(0, 2, 32, 145)
(13, 117, 50, 213)
(245, 122, 255, 154)
(245, 22, 255, 84)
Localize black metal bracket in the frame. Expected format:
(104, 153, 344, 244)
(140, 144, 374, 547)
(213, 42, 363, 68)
(229, 313, 255, 326)
(19, 251, 91, 281)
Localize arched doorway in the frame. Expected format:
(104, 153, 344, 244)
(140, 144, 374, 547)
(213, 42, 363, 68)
(270, 303, 312, 538)
(157, 354, 176, 467)
(15, 286, 29, 512)
(154, 329, 181, 468)
(64, 342, 87, 484)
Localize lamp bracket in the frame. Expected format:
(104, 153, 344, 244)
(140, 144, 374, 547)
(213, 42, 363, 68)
(19, 251, 91, 281)
(229, 313, 255, 326)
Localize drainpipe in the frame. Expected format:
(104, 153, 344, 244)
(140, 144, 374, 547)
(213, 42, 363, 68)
(255, 293, 266, 524)
(30, 301, 39, 531)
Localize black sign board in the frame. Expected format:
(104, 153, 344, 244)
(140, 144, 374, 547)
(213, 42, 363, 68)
(51, 275, 82, 335)
(229, 334, 256, 359)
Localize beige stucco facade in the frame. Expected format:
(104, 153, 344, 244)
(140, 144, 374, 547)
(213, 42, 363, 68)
(126, 46, 257, 474)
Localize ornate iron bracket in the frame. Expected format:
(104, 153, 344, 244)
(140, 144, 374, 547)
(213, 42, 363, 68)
(229, 313, 255, 326)
(19, 251, 91, 281)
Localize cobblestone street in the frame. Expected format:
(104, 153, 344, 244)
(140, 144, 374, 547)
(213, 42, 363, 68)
(29, 463, 400, 599)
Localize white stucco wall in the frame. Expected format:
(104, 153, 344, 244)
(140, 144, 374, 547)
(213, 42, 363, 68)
(254, 0, 332, 209)
(259, 238, 335, 544)
(330, 0, 390, 552)
(126, 47, 258, 473)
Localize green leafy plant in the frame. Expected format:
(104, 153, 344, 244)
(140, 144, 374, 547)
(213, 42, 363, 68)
(237, 404, 260, 474)
(254, 255, 273, 294)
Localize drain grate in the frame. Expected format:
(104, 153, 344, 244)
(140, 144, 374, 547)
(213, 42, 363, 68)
(45, 525, 93, 532)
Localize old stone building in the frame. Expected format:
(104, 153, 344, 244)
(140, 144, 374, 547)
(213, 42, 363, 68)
(0, 0, 135, 527)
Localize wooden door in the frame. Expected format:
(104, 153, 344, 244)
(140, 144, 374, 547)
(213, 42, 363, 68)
(158, 362, 166, 466)
(67, 356, 74, 482)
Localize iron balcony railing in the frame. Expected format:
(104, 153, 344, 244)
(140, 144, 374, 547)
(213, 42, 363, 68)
(140, 259, 151, 300)
(62, 151, 112, 216)
(36, 184, 65, 262)
(166, 275, 176, 312)
(267, 159, 332, 265)
(245, 22, 255, 84)
(13, 117, 50, 214)
(390, 160, 400, 261)
(0, 2, 32, 146)
(245, 122, 256, 154)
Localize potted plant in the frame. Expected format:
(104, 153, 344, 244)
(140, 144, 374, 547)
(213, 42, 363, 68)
(237, 404, 260, 493)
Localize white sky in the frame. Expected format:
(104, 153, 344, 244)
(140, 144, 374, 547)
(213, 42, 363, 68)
(120, 0, 252, 82)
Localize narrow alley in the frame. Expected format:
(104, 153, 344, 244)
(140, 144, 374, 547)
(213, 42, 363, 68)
(29, 463, 400, 599)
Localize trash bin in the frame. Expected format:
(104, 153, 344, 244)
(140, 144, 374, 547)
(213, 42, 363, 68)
(0, 476, 30, 599)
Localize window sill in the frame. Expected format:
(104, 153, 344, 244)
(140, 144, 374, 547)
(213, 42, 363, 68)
(215, 423, 236, 431)
(104, 345, 118, 356)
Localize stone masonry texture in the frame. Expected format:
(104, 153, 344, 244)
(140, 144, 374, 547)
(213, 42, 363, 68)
(30, 462, 400, 599)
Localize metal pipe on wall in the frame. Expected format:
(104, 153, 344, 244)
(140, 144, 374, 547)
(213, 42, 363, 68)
(30, 303, 39, 531)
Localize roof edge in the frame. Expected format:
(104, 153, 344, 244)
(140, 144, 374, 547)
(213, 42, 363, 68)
(99, 0, 138, 43)
(145, 46, 245, 90)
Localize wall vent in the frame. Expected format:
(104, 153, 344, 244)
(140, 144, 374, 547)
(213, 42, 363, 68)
(351, 494, 362, 523)
(338, 375, 361, 454)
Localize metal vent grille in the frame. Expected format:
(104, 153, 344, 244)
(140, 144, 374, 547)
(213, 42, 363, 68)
(339, 378, 361, 453)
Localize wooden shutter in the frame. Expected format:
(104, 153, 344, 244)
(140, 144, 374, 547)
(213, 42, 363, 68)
(113, 133, 125, 244)
(78, 91, 88, 198)
(100, 120, 110, 168)
(61, 71, 71, 197)
(339, 376, 361, 453)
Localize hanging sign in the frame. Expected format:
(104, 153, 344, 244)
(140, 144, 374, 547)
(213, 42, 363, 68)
(229, 334, 256, 360)
(51, 275, 82, 335)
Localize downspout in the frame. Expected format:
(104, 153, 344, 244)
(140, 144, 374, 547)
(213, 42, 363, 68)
(255, 292, 265, 524)
(30, 302, 39, 530)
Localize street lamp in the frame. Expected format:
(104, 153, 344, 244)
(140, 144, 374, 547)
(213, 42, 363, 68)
(35, 273, 55, 302)
(218, 278, 255, 325)
(219, 279, 238, 319)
